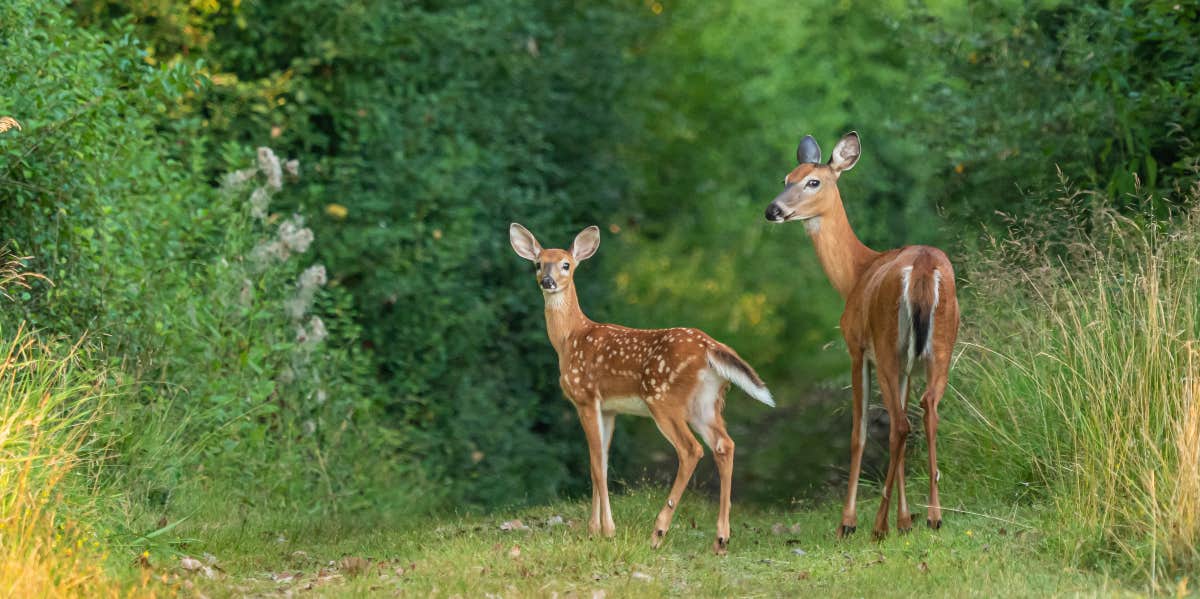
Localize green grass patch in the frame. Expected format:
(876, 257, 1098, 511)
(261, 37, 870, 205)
(164, 490, 1130, 597)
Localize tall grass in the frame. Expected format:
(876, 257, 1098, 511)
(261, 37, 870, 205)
(953, 182, 1200, 587)
(0, 325, 132, 596)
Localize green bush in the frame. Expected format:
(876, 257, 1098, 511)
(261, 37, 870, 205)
(71, 0, 653, 507)
(1, 0, 407, 519)
(911, 0, 1200, 225)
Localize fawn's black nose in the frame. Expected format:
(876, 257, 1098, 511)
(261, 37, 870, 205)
(540, 275, 556, 290)
(765, 203, 784, 222)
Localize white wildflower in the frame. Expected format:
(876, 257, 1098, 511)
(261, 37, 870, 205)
(285, 159, 300, 177)
(307, 316, 327, 344)
(278, 215, 313, 254)
(221, 168, 258, 192)
(299, 264, 327, 290)
(239, 278, 254, 306)
(249, 187, 271, 220)
(257, 146, 283, 190)
(250, 240, 290, 266)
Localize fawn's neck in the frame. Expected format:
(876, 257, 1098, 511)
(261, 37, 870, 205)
(807, 193, 879, 299)
(543, 285, 590, 358)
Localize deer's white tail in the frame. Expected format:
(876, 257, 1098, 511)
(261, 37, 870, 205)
(707, 348, 774, 407)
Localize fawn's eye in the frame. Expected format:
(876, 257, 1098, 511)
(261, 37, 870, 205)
(806, 179, 821, 189)
(562, 262, 570, 272)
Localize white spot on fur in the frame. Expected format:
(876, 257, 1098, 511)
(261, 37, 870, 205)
(804, 216, 822, 235)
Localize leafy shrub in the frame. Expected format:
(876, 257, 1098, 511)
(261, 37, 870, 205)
(912, 1, 1200, 225)
(72, 0, 652, 507)
(1, 0, 407, 518)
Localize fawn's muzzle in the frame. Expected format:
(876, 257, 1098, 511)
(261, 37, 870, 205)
(540, 275, 556, 290)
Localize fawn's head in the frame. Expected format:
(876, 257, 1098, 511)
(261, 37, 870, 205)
(764, 131, 860, 227)
(509, 223, 600, 295)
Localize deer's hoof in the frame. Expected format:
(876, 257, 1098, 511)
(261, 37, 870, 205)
(712, 537, 729, 556)
(927, 518, 942, 530)
(650, 528, 666, 549)
(837, 524, 857, 539)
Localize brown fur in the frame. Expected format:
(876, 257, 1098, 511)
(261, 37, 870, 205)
(509, 224, 771, 554)
(767, 132, 961, 538)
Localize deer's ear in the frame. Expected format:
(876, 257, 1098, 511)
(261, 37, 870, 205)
(829, 131, 861, 175)
(570, 226, 601, 262)
(797, 135, 822, 164)
(509, 223, 542, 262)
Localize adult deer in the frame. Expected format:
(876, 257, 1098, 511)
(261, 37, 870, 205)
(764, 132, 959, 538)
(509, 223, 774, 554)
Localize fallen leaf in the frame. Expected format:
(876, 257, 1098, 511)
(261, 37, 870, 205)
(798, 571, 811, 580)
(771, 523, 786, 535)
(500, 519, 530, 531)
(918, 561, 930, 573)
(508, 545, 521, 559)
(180, 556, 203, 571)
(592, 590, 607, 599)
(546, 515, 565, 526)
(791, 548, 807, 556)
(631, 571, 653, 582)
(789, 524, 802, 534)
(340, 556, 371, 577)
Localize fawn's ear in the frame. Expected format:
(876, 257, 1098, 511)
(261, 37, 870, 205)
(829, 131, 861, 175)
(570, 226, 601, 262)
(509, 223, 542, 262)
(797, 135, 822, 164)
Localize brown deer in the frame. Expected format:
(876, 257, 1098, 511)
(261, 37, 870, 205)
(509, 223, 774, 554)
(764, 132, 960, 539)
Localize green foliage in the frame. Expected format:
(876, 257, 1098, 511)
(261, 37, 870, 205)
(69, 0, 651, 507)
(1, 0, 405, 520)
(911, 0, 1200, 224)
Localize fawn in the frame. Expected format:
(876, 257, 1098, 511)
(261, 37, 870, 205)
(509, 223, 774, 554)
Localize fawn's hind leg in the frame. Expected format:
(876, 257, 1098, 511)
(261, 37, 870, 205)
(648, 401, 703, 548)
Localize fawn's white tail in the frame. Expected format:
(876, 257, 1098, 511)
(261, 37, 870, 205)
(707, 348, 774, 407)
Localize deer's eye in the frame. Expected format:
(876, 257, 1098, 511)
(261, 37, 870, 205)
(806, 179, 821, 189)
(562, 262, 570, 272)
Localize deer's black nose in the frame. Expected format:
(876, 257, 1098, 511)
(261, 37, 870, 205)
(765, 203, 784, 222)
(540, 275, 556, 290)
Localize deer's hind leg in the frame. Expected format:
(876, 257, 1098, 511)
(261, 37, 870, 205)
(688, 372, 735, 555)
(647, 392, 704, 549)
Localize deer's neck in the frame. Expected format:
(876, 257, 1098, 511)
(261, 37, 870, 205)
(807, 196, 878, 300)
(543, 286, 589, 358)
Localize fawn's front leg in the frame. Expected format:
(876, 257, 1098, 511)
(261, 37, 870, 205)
(577, 400, 615, 537)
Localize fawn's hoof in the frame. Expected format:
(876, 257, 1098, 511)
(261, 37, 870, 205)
(712, 536, 729, 556)
(650, 528, 666, 549)
(872, 528, 889, 541)
(927, 518, 942, 530)
(837, 524, 857, 538)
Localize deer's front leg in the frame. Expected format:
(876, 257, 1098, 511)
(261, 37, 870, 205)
(576, 400, 615, 537)
(840, 352, 868, 538)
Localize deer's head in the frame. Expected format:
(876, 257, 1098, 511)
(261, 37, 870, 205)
(509, 223, 600, 295)
(764, 131, 860, 228)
